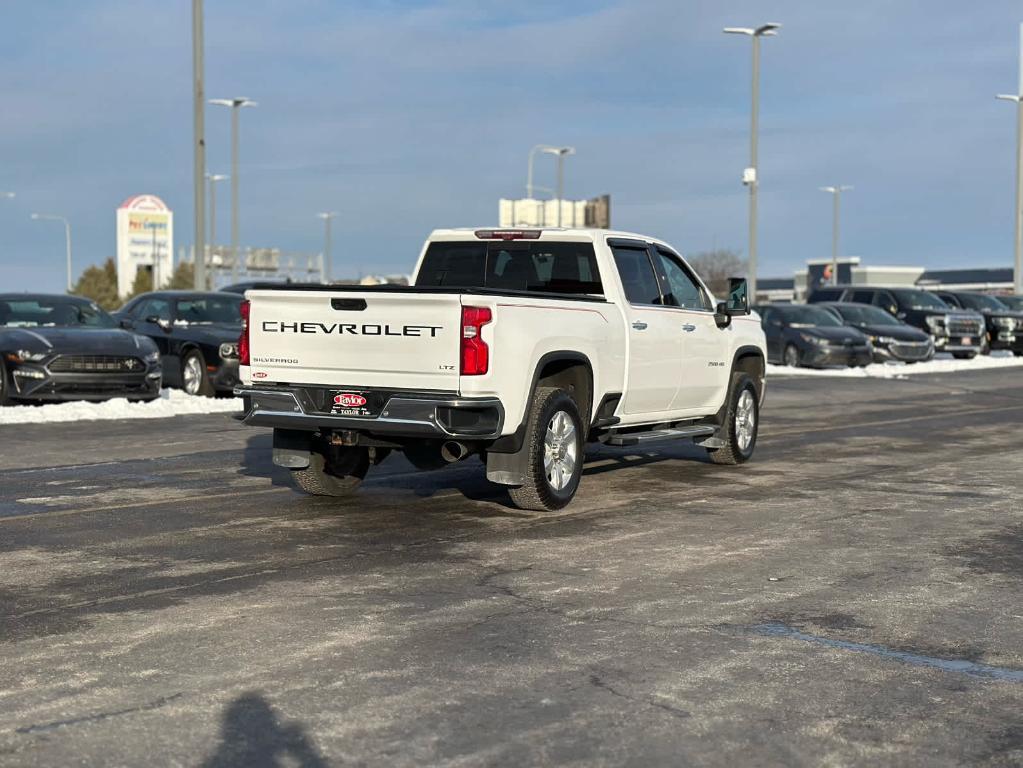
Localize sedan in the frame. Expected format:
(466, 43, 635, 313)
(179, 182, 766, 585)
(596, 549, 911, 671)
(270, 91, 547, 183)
(0, 293, 161, 405)
(816, 302, 934, 363)
(755, 304, 873, 368)
(114, 291, 242, 396)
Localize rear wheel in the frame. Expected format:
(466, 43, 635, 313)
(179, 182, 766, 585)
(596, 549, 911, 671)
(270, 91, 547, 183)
(783, 344, 801, 368)
(707, 375, 759, 466)
(290, 444, 370, 496)
(508, 387, 584, 512)
(182, 350, 215, 397)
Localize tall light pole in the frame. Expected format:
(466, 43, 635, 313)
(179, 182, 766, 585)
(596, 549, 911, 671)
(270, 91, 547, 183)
(209, 97, 257, 282)
(31, 213, 72, 292)
(820, 186, 853, 286)
(1, 192, 14, 200)
(544, 146, 576, 227)
(997, 24, 1023, 294)
(317, 212, 338, 282)
(724, 22, 781, 301)
(526, 144, 557, 199)
(206, 173, 228, 245)
(192, 0, 206, 291)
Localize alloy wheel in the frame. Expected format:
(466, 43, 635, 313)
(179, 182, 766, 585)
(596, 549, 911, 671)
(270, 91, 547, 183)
(735, 389, 756, 452)
(543, 410, 578, 491)
(183, 355, 204, 395)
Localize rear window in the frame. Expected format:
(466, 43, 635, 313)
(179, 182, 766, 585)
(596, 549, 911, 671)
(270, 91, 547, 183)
(416, 241, 603, 296)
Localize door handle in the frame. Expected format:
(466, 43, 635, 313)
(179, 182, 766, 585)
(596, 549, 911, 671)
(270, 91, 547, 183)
(632, 321, 648, 331)
(682, 324, 696, 333)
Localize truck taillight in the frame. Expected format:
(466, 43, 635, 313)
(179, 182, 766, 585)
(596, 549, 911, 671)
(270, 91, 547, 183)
(239, 299, 250, 366)
(460, 306, 492, 375)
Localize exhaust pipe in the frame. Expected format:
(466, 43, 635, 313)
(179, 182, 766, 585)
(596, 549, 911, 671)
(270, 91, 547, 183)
(440, 441, 469, 463)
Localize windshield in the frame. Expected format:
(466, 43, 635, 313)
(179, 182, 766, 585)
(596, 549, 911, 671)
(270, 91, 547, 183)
(0, 298, 117, 329)
(894, 290, 948, 311)
(834, 304, 900, 326)
(955, 293, 1009, 312)
(773, 305, 843, 328)
(999, 295, 1023, 310)
(175, 296, 243, 325)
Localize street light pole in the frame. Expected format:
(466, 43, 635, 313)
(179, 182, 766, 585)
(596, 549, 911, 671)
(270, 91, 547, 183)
(206, 173, 228, 245)
(192, 0, 206, 291)
(31, 213, 72, 292)
(209, 97, 257, 283)
(526, 144, 555, 199)
(724, 22, 780, 301)
(820, 186, 853, 285)
(541, 146, 575, 227)
(997, 24, 1023, 294)
(317, 212, 338, 282)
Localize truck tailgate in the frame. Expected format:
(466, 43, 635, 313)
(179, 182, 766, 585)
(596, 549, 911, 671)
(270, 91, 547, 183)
(247, 289, 462, 391)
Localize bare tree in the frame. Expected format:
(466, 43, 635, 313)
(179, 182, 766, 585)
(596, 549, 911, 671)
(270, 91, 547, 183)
(686, 249, 747, 297)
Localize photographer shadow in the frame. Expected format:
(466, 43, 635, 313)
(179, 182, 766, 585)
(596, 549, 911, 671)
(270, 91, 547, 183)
(200, 692, 328, 768)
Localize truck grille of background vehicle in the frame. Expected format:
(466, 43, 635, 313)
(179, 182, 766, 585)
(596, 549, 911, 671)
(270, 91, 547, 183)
(48, 355, 145, 373)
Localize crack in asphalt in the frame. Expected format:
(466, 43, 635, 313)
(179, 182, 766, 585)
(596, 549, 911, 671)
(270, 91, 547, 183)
(14, 692, 185, 735)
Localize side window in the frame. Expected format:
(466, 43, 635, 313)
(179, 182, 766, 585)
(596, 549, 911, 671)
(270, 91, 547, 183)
(851, 290, 873, 304)
(656, 250, 712, 311)
(138, 298, 172, 322)
(871, 291, 898, 314)
(611, 247, 662, 306)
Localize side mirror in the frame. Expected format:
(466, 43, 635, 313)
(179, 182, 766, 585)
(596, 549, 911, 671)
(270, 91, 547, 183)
(145, 315, 172, 332)
(726, 278, 750, 314)
(715, 301, 732, 329)
(119, 317, 134, 330)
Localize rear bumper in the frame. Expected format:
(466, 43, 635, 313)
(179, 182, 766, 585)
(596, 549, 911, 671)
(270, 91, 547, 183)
(235, 385, 505, 440)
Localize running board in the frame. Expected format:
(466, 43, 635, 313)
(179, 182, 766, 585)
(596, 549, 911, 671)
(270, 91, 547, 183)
(605, 425, 716, 447)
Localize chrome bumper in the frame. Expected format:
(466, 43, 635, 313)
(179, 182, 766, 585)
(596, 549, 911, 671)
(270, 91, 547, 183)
(235, 386, 505, 440)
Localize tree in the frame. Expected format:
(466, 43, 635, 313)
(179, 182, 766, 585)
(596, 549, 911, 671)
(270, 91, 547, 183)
(126, 267, 153, 300)
(70, 258, 119, 310)
(166, 260, 194, 289)
(686, 249, 748, 297)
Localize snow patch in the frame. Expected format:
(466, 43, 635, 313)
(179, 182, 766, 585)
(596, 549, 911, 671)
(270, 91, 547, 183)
(0, 389, 241, 425)
(769, 351, 1023, 379)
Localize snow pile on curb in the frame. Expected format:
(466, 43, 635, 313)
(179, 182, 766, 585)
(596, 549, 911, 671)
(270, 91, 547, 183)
(768, 352, 1023, 379)
(0, 389, 242, 425)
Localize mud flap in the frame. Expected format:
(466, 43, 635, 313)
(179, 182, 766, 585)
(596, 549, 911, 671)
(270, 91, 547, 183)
(272, 428, 312, 469)
(486, 449, 528, 487)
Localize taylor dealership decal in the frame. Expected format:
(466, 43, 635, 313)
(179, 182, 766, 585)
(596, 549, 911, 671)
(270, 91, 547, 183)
(330, 391, 372, 416)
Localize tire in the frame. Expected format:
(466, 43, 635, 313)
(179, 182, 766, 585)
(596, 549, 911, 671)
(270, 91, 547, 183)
(952, 351, 977, 360)
(507, 387, 584, 512)
(0, 360, 13, 406)
(182, 349, 215, 397)
(980, 335, 991, 356)
(290, 445, 370, 497)
(1015, 350, 1023, 357)
(707, 374, 760, 466)
(783, 344, 801, 368)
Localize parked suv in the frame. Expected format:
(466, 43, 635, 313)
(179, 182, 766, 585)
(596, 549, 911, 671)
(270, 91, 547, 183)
(808, 286, 984, 359)
(816, 302, 934, 363)
(934, 291, 1023, 356)
(754, 304, 872, 368)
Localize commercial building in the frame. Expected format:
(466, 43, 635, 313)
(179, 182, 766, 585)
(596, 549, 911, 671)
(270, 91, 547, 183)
(498, 195, 611, 229)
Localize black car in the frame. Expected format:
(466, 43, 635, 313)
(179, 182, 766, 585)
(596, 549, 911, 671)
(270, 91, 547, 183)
(0, 294, 162, 405)
(754, 304, 873, 368)
(114, 291, 242, 396)
(808, 285, 985, 359)
(816, 302, 934, 363)
(934, 291, 1023, 356)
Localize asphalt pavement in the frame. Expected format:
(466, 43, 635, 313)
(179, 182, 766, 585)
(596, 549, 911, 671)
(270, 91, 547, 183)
(1, 369, 1022, 767)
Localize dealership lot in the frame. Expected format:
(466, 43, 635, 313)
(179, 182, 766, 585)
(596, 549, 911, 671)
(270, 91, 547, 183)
(1, 369, 1022, 766)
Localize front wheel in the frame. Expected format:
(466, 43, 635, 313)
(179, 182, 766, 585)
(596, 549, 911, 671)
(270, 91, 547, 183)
(952, 351, 977, 360)
(707, 375, 760, 466)
(0, 361, 14, 406)
(182, 350, 215, 397)
(507, 387, 584, 512)
(783, 344, 801, 368)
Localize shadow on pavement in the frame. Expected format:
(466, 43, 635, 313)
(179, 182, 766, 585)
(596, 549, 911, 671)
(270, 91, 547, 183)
(200, 692, 328, 768)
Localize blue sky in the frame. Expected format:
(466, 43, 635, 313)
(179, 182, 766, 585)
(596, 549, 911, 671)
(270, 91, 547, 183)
(1, 0, 1022, 293)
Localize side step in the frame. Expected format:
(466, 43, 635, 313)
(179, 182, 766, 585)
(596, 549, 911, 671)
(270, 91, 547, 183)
(605, 425, 716, 447)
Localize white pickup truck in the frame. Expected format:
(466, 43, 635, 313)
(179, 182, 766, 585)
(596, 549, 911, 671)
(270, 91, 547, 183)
(236, 228, 767, 510)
